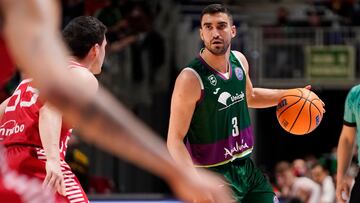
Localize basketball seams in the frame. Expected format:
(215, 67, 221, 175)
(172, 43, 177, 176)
(289, 89, 311, 134)
(277, 96, 303, 118)
(288, 98, 307, 133)
(279, 95, 304, 100)
(278, 88, 304, 101)
(277, 89, 304, 118)
(307, 100, 313, 134)
(276, 88, 323, 135)
(277, 88, 304, 118)
(308, 98, 323, 133)
(309, 98, 323, 115)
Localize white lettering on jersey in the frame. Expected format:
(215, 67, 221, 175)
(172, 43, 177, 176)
(5, 80, 39, 113)
(0, 120, 25, 137)
(224, 139, 249, 159)
(20, 86, 39, 107)
(60, 135, 71, 157)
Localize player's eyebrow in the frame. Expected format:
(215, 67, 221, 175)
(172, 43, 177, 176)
(202, 22, 212, 27)
(202, 21, 228, 27)
(217, 21, 228, 26)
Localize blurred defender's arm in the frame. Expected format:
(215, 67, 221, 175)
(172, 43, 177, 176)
(0, 1, 231, 202)
(1, 0, 178, 180)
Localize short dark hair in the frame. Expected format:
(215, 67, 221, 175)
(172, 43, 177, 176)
(200, 4, 233, 25)
(63, 16, 107, 59)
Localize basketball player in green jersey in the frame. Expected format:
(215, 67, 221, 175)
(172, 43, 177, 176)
(336, 85, 360, 203)
(167, 4, 324, 203)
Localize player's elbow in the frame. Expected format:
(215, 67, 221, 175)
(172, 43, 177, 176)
(166, 138, 177, 160)
(166, 136, 175, 152)
(246, 94, 257, 108)
(166, 134, 182, 154)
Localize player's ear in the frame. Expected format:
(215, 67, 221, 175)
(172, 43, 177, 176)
(93, 43, 100, 57)
(231, 25, 236, 38)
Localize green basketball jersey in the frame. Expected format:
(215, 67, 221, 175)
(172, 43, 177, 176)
(185, 51, 254, 167)
(343, 84, 360, 165)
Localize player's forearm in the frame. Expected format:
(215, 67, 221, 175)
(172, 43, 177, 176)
(167, 112, 197, 173)
(167, 138, 197, 173)
(47, 87, 188, 182)
(247, 88, 285, 108)
(337, 135, 354, 181)
(39, 105, 62, 161)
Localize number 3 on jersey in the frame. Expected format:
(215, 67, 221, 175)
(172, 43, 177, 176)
(232, 117, 239, 137)
(5, 85, 39, 112)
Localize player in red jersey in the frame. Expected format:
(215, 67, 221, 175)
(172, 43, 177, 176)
(0, 16, 107, 203)
(0, 78, 77, 202)
(0, 1, 232, 202)
(0, 143, 56, 203)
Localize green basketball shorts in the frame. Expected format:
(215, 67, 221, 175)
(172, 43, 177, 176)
(209, 157, 278, 203)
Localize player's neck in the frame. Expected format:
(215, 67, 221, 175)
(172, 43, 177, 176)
(200, 48, 230, 73)
(70, 56, 93, 72)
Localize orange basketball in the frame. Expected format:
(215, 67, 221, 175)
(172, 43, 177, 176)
(276, 88, 324, 135)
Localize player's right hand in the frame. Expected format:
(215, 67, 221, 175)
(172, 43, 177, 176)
(336, 179, 350, 203)
(169, 168, 234, 203)
(43, 160, 66, 196)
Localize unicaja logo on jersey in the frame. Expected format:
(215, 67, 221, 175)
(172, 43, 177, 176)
(0, 120, 25, 137)
(218, 92, 232, 106)
(208, 74, 217, 86)
(218, 91, 245, 111)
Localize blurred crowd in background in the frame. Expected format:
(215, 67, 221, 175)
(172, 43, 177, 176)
(271, 147, 357, 203)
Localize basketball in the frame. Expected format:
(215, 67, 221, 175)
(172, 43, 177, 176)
(276, 88, 324, 135)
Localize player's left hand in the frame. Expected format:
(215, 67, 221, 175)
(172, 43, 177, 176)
(304, 85, 326, 113)
(43, 159, 66, 196)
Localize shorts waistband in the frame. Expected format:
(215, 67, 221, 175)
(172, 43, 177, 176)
(5, 143, 42, 149)
(210, 156, 251, 169)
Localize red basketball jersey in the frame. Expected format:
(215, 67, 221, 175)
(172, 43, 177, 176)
(0, 145, 56, 203)
(0, 79, 71, 159)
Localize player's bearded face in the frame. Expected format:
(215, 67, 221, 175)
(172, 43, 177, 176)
(205, 37, 230, 56)
(200, 13, 235, 56)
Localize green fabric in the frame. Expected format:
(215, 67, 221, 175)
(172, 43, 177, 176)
(343, 85, 360, 164)
(186, 51, 250, 144)
(210, 158, 276, 203)
(185, 51, 254, 167)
